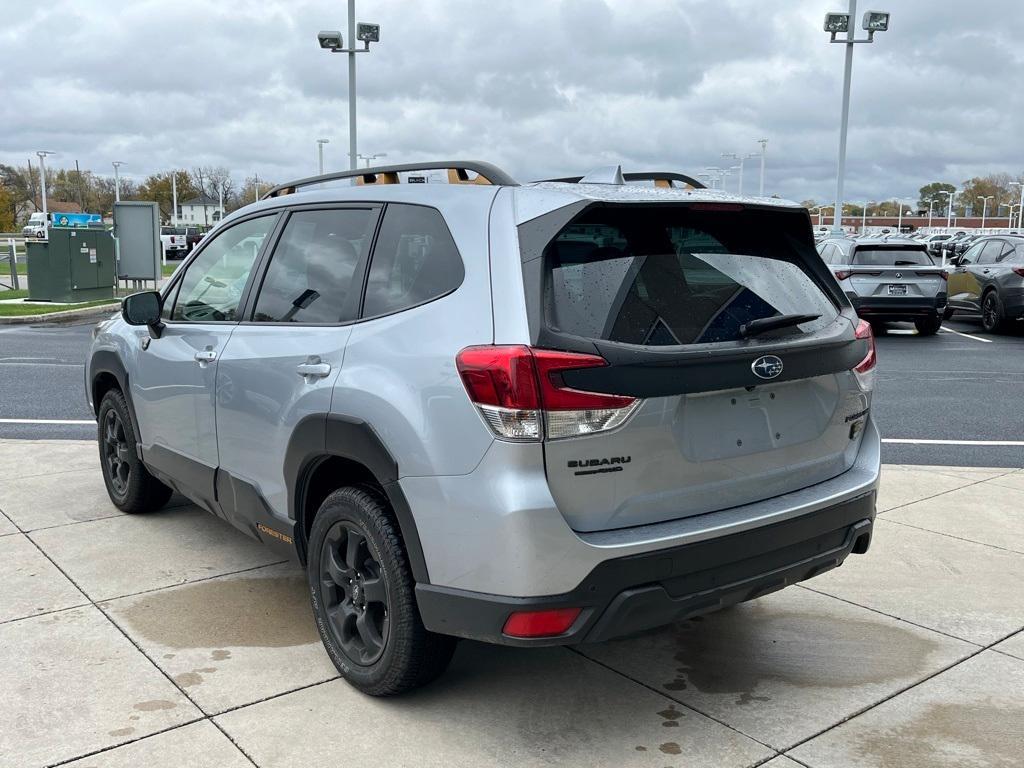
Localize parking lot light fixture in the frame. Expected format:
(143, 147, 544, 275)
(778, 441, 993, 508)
(825, 1, 890, 235)
(757, 139, 768, 195)
(721, 152, 759, 195)
(1011, 182, 1024, 229)
(939, 189, 956, 230)
(358, 152, 387, 168)
(36, 150, 56, 215)
(317, 2, 381, 170)
(977, 195, 994, 229)
(111, 161, 125, 203)
(316, 138, 330, 175)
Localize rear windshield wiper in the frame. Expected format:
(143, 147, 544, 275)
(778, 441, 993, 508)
(740, 313, 821, 338)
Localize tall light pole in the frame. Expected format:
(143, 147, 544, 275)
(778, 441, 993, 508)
(171, 173, 178, 226)
(722, 152, 758, 195)
(111, 161, 125, 202)
(36, 150, 56, 215)
(316, 138, 330, 175)
(939, 189, 956, 229)
(862, 201, 870, 233)
(1011, 182, 1024, 229)
(977, 195, 994, 229)
(757, 138, 768, 195)
(358, 152, 387, 168)
(824, 6, 890, 234)
(318, 7, 381, 170)
(928, 199, 935, 228)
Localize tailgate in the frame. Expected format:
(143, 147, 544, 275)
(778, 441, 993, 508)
(523, 203, 872, 533)
(849, 266, 946, 299)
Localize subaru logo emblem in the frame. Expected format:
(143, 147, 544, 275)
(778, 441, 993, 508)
(752, 355, 784, 380)
(895, 272, 902, 278)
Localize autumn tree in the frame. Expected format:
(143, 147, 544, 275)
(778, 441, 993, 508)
(137, 170, 198, 221)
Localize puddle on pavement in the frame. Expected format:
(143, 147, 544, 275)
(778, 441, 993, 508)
(662, 606, 940, 701)
(856, 701, 1024, 767)
(115, 573, 319, 649)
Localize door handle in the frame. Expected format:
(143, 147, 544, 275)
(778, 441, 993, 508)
(297, 356, 331, 380)
(194, 347, 217, 365)
(982, 269, 991, 274)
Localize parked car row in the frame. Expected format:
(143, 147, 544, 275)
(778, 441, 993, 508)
(817, 232, 1024, 334)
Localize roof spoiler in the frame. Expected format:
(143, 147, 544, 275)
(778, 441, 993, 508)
(261, 161, 518, 199)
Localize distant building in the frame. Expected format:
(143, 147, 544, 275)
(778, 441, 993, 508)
(178, 194, 222, 227)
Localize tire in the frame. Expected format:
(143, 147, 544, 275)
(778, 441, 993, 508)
(308, 486, 457, 696)
(97, 389, 173, 513)
(869, 321, 887, 335)
(914, 316, 942, 336)
(981, 290, 1006, 334)
(942, 306, 955, 321)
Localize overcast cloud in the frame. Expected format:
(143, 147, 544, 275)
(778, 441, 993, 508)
(2, 0, 1022, 202)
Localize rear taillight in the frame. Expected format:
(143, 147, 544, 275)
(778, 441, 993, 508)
(853, 319, 877, 391)
(456, 345, 641, 441)
(916, 270, 948, 281)
(834, 270, 852, 281)
(1013, 267, 1024, 277)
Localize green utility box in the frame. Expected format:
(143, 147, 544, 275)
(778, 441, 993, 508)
(25, 227, 116, 303)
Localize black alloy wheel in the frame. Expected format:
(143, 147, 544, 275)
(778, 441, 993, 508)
(319, 520, 390, 665)
(102, 408, 132, 499)
(981, 292, 1005, 333)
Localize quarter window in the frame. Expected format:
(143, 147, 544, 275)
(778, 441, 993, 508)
(362, 204, 464, 318)
(252, 208, 376, 324)
(171, 215, 275, 322)
(977, 240, 1004, 265)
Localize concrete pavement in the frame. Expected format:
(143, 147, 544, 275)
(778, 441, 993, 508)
(1, 439, 1022, 767)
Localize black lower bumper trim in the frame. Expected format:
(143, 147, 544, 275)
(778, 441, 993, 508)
(415, 490, 876, 646)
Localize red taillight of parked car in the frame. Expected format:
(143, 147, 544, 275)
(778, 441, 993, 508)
(834, 270, 852, 281)
(1012, 267, 1024, 278)
(853, 319, 877, 390)
(456, 346, 639, 441)
(503, 608, 582, 638)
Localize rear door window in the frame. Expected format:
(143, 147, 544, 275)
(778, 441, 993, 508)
(362, 204, 464, 318)
(851, 247, 933, 266)
(252, 208, 376, 324)
(977, 240, 1004, 264)
(543, 206, 838, 347)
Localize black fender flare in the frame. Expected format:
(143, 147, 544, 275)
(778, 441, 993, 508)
(285, 413, 430, 584)
(89, 350, 142, 445)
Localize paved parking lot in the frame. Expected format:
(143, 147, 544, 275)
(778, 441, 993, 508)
(2, 439, 1022, 767)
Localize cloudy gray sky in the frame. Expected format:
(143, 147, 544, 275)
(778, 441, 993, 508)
(2, 0, 1021, 202)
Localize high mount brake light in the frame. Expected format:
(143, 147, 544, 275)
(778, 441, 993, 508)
(456, 346, 641, 441)
(853, 319, 877, 390)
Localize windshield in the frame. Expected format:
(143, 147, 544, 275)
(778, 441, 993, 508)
(543, 206, 838, 346)
(852, 248, 934, 266)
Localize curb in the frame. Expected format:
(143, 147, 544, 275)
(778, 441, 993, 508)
(0, 302, 121, 325)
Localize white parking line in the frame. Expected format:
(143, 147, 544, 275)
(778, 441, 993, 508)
(940, 326, 993, 343)
(883, 438, 1024, 446)
(0, 418, 95, 425)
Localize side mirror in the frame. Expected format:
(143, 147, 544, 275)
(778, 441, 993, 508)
(122, 291, 164, 338)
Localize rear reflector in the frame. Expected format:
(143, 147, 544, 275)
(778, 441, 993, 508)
(503, 608, 582, 638)
(853, 319, 877, 391)
(457, 346, 640, 441)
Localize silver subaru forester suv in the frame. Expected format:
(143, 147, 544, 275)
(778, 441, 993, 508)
(87, 161, 880, 695)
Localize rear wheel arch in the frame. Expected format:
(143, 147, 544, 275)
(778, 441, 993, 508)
(287, 414, 430, 584)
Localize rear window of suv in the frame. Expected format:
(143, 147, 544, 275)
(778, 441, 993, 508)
(542, 205, 838, 346)
(851, 247, 933, 266)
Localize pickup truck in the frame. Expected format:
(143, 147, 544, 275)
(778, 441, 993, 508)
(160, 226, 188, 259)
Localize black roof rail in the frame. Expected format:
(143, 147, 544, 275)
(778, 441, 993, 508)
(261, 160, 518, 199)
(535, 171, 706, 189)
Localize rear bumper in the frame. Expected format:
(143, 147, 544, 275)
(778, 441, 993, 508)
(848, 292, 946, 320)
(416, 490, 875, 646)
